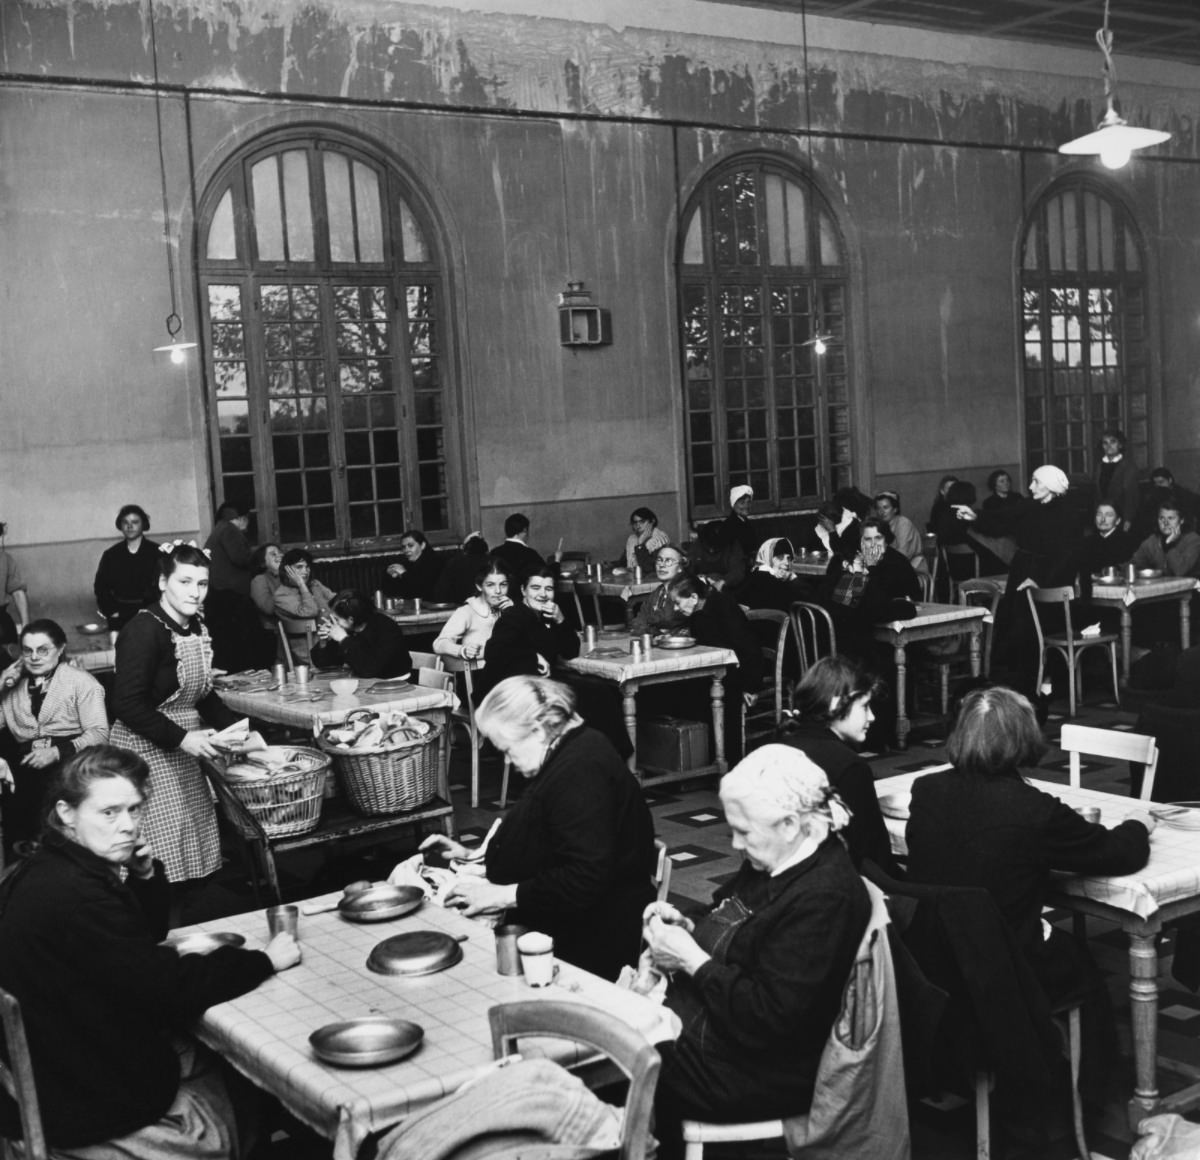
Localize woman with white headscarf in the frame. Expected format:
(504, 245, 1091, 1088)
(737, 537, 804, 612)
(721, 484, 760, 561)
(957, 465, 1083, 690)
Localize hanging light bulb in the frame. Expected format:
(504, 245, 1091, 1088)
(153, 312, 197, 364)
(813, 336, 827, 356)
(1058, 1, 1170, 169)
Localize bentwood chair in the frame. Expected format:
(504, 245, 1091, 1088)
(489, 1001, 661, 1160)
(276, 617, 315, 672)
(742, 609, 798, 750)
(0, 984, 48, 1160)
(789, 601, 837, 677)
(440, 656, 486, 807)
(1026, 586, 1120, 717)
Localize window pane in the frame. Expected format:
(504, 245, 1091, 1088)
(765, 175, 786, 266)
(399, 199, 429, 262)
(354, 162, 383, 262)
(785, 180, 807, 266)
(325, 152, 354, 263)
(207, 190, 237, 260)
(282, 150, 314, 261)
(251, 157, 284, 262)
(682, 209, 703, 264)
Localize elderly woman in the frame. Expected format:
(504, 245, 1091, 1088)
(273, 548, 336, 664)
(0, 746, 299, 1157)
(906, 687, 1152, 1118)
(93, 504, 161, 633)
(777, 655, 894, 872)
(433, 558, 512, 663)
(643, 746, 870, 1158)
(110, 544, 240, 889)
(0, 619, 109, 858)
(737, 537, 805, 612)
(721, 484, 760, 561)
(873, 492, 928, 576)
(311, 589, 412, 678)
(629, 544, 690, 636)
(620, 507, 671, 574)
(420, 677, 656, 980)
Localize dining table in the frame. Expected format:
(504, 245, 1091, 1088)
(558, 569, 658, 629)
(562, 635, 738, 786)
(381, 600, 457, 632)
(875, 768, 1200, 1129)
(178, 893, 675, 1160)
(872, 602, 987, 748)
(789, 553, 832, 578)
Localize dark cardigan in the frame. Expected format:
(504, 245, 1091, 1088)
(93, 538, 161, 630)
(687, 589, 763, 695)
(477, 602, 581, 701)
(381, 549, 444, 601)
(311, 611, 412, 678)
(485, 725, 655, 980)
(0, 830, 273, 1147)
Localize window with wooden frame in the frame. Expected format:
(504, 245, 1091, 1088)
(198, 132, 456, 550)
(1021, 177, 1148, 478)
(678, 157, 851, 519)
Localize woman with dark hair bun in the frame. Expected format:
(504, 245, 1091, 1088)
(110, 543, 240, 889)
(311, 588, 412, 678)
(93, 503, 160, 633)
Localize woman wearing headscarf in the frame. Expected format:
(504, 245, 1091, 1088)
(957, 465, 1084, 693)
(721, 484, 760, 561)
(737, 537, 805, 612)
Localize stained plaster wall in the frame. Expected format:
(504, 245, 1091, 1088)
(2, 0, 1198, 607)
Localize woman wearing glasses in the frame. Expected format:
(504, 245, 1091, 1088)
(0, 619, 109, 858)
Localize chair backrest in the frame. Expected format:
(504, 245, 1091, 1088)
(652, 838, 672, 903)
(790, 601, 837, 675)
(415, 667, 455, 693)
(743, 609, 795, 742)
(409, 650, 443, 672)
(1025, 584, 1077, 650)
(489, 1000, 661, 1160)
(0, 984, 49, 1160)
(915, 571, 934, 602)
(1058, 723, 1160, 800)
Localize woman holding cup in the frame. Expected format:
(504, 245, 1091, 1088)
(433, 558, 512, 664)
(420, 676, 656, 981)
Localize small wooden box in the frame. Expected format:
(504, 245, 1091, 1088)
(636, 717, 711, 773)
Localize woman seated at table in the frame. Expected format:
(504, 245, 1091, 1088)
(0, 745, 300, 1159)
(618, 507, 670, 574)
(906, 686, 1152, 1112)
(0, 619, 109, 860)
(93, 503, 160, 633)
(629, 543, 691, 636)
(273, 548, 336, 664)
(873, 491, 928, 575)
(311, 589, 412, 679)
(434, 531, 490, 606)
(642, 746, 870, 1160)
(381, 529, 443, 602)
(247, 542, 284, 667)
(805, 498, 859, 558)
(737, 536, 805, 612)
(433, 557, 512, 663)
(777, 655, 895, 872)
(982, 468, 1021, 514)
(420, 676, 656, 981)
(1131, 498, 1200, 578)
(686, 519, 746, 592)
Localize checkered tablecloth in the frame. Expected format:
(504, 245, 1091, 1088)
(220, 680, 452, 730)
(564, 641, 738, 684)
(875, 770, 1199, 919)
(181, 896, 674, 1160)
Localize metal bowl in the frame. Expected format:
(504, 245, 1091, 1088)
(1136, 568, 1164, 580)
(339, 884, 425, 923)
(423, 601, 457, 611)
(309, 1017, 424, 1067)
(366, 930, 465, 976)
(656, 635, 698, 650)
(1092, 569, 1119, 583)
(161, 931, 246, 955)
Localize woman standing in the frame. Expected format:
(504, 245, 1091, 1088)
(434, 559, 512, 663)
(0, 619, 109, 858)
(93, 504, 160, 634)
(110, 543, 239, 888)
(421, 677, 655, 980)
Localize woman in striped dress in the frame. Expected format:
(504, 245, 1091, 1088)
(110, 543, 238, 891)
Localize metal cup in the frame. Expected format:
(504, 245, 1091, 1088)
(635, 565, 643, 583)
(273, 663, 287, 687)
(266, 904, 299, 940)
(631, 640, 643, 662)
(414, 598, 422, 613)
(495, 923, 528, 976)
(642, 633, 653, 655)
(1075, 806, 1101, 825)
(294, 664, 309, 688)
(585, 625, 596, 649)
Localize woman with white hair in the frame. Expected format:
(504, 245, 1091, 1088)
(641, 745, 871, 1158)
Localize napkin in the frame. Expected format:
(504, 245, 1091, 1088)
(1080, 622, 1101, 638)
(211, 719, 268, 753)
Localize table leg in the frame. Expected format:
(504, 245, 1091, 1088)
(892, 644, 910, 750)
(710, 674, 727, 773)
(1181, 594, 1191, 651)
(621, 683, 638, 774)
(1127, 930, 1161, 1130)
(1120, 606, 1133, 687)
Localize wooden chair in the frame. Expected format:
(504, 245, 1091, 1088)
(915, 571, 934, 603)
(276, 617, 315, 672)
(440, 657, 485, 808)
(1026, 586, 1120, 717)
(789, 601, 837, 676)
(410, 650, 443, 672)
(742, 609, 797, 750)
(941, 542, 980, 602)
(0, 984, 48, 1160)
(653, 837, 673, 903)
(489, 1000, 661, 1160)
(415, 667, 454, 694)
(924, 577, 1003, 716)
(1059, 723, 1159, 801)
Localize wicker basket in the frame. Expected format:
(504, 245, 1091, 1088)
(319, 723, 442, 815)
(222, 747, 330, 838)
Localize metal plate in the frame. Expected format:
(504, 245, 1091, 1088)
(422, 602, 457, 611)
(76, 622, 107, 635)
(1136, 569, 1164, 580)
(338, 884, 425, 923)
(367, 931, 465, 976)
(309, 1017, 424, 1067)
(656, 636, 698, 650)
(161, 932, 246, 955)
(1150, 803, 1200, 831)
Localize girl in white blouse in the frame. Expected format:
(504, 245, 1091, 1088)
(434, 559, 513, 662)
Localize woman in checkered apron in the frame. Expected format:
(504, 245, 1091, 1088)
(110, 543, 239, 886)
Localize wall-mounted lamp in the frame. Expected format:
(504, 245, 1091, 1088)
(1058, 0, 1170, 170)
(558, 281, 612, 347)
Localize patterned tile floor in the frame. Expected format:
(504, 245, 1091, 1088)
(188, 682, 1200, 1159)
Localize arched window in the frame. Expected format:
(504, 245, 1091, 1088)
(1020, 178, 1148, 476)
(678, 157, 851, 517)
(198, 132, 456, 549)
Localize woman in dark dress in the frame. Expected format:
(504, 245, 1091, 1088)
(311, 589, 412, 678)
(738, 536, 805, 613)
(629, 544, 690, 636)
(0, 746, 299, 1158)
(420, 676, 656, 980)
(93, 504, 160, 634)
(777, 655, 895, 872)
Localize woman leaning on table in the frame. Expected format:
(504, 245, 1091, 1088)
(0, 745, 299, 1159)
(310, 589, 412, 679)
(420, 676, 656, 981)
(110, 542, 240, 890)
